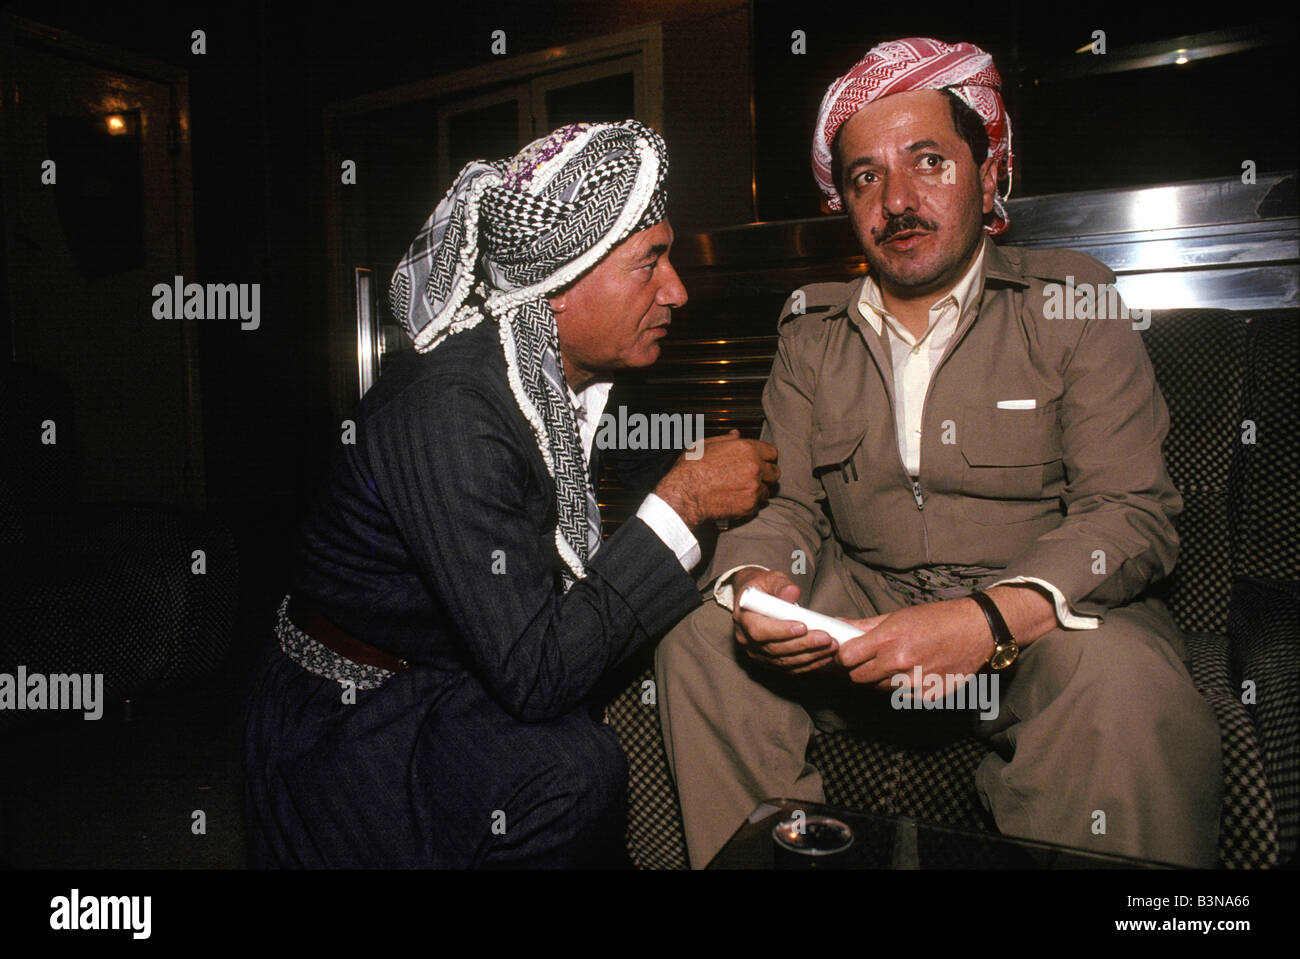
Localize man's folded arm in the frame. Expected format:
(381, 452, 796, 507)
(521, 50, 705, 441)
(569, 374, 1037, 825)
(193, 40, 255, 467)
(368, 381, 700, 722)
(984, 575, 1100, 629)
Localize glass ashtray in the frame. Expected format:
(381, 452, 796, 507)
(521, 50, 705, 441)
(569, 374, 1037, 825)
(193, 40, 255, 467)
(771, 814, 854, 856)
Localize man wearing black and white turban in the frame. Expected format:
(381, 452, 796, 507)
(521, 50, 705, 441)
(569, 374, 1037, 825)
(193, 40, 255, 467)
(242, 120, 777, 867)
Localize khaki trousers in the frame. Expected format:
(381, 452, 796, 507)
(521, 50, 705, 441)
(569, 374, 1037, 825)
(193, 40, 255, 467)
(656, 596, 1223, 868)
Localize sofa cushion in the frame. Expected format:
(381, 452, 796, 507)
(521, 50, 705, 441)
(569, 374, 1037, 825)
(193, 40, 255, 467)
(605, 659, 690, 869)
(1, 506, 239, 731)
(1183, 631, 1282, 867)
(1142, 310, 1249, 635)
(1237, 311, 1299, 581)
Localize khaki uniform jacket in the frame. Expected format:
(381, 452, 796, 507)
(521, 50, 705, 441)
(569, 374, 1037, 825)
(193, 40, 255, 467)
(708, 237, 1182, 627)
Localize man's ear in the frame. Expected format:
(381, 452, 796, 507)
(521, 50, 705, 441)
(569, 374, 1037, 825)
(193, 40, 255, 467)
(979, 155, 998, 215)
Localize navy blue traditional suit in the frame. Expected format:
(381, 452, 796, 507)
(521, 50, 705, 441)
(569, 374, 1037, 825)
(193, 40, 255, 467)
(242, 319, 699, 867)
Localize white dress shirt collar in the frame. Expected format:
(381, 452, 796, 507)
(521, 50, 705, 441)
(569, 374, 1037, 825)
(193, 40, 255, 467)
(568, 380, 613, 465)
(857, 242, 987, 340)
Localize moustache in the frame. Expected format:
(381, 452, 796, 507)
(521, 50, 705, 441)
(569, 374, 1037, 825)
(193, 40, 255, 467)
(873, 212, 939, 244)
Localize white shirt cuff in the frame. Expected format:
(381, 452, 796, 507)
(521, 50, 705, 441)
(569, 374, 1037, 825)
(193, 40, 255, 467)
(637, 494, 702, 572)
(712, 564, 772, 611)
(987, 576, 1101, 629)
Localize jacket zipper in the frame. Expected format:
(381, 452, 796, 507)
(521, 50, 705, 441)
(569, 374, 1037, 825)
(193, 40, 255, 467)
(880, 373, 931, 562)
(901, 300, 983, 563)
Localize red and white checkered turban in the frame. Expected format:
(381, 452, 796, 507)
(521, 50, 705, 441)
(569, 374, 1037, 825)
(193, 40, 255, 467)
(812, 38, 1014, 234)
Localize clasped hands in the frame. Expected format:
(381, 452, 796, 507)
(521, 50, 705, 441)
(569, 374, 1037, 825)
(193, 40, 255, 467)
(726, 568, 1048, 692)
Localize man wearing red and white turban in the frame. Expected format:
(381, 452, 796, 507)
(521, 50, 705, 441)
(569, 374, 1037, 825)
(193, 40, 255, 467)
(812, 37, 1014, 231)
(657, 39, 1222, 869)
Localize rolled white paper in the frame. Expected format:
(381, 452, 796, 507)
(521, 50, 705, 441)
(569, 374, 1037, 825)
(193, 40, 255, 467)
(737, 587, 863, 643)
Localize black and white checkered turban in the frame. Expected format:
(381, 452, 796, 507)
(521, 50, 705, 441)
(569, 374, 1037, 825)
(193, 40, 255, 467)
(388, 121, 670, 588)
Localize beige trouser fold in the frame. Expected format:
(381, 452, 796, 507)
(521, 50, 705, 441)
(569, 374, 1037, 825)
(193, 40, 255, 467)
(656, 596, 1223, 869)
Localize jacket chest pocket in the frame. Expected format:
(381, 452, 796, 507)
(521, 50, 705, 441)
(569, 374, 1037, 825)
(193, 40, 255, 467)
(959, 403, 1063, 501)
(812, 419, 870, 545)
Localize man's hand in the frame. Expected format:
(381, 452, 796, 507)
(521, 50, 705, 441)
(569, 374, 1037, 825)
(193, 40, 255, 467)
(832, 600, 992, 694)
(653, 430, 778, 529)
(835, 585, 1057, 693)
(727, 568, 841, 674)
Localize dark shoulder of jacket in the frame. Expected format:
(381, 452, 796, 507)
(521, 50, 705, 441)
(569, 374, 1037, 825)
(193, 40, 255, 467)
(999, 244, 1117, 286)
(776, 280, 857, 335)
(360, 319, 508, 420)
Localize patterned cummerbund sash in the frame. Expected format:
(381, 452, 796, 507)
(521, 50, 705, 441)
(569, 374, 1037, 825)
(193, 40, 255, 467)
(274, 594, 395, 691)
(878, 564, 1004, 606)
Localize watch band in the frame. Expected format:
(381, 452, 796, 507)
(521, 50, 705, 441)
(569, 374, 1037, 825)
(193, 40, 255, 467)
(969, 588, 1020, 671)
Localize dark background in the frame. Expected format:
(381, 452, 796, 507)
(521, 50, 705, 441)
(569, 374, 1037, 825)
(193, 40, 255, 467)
(2, 0, 1294, 554)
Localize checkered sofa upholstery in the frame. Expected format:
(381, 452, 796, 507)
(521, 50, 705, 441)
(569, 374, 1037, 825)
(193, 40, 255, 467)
(0, 362, 240, 731)
(605, 307, 1299, 869)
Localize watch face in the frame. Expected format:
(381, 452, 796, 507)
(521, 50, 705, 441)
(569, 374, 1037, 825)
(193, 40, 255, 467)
(990, 644, 1019, 671)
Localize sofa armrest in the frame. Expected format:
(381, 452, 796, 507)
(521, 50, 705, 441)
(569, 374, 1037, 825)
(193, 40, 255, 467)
(1228, 576, 1299, 864)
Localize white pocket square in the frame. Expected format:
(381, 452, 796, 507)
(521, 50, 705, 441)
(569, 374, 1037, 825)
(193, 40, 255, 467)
(996, 399, 1037, 410)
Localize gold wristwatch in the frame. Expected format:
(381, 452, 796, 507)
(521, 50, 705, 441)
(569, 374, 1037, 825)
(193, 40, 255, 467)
(969, 588, 1019, 671)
